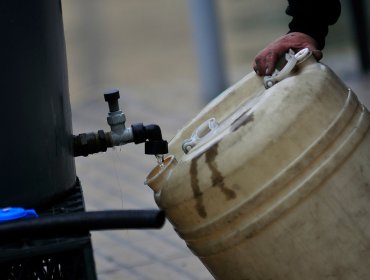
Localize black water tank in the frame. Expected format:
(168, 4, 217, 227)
(0, 0, 76, 207)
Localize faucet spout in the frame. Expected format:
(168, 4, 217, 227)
(131, 123, 168, 155)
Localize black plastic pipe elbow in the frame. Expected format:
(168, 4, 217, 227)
(131, 123, 168, 155)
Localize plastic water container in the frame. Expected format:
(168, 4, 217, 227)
(146, 56, 370, 280)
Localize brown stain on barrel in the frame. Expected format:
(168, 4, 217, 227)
(190, 143, 237, 218)
(205, 143, 237, 200)
(190, 155, 207, 218)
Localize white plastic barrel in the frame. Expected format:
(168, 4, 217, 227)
(146, 56, 370, 280)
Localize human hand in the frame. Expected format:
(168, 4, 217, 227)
(253, 32, 323, 76)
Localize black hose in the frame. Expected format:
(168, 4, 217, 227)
(0, 210, 165, 241)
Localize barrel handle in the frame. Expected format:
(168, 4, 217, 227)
(264, 48, 312, 89)
(182, 118, 219, 154)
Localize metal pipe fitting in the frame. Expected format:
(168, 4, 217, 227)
(73, 130, 112, 157)
(104, 88, 127, 134)
(73, 89, 168, 157)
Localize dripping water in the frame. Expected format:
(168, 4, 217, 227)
(155, 154, 165, 169)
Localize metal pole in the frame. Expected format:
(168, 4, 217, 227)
(188, 0, 228, 103)
(348, 0, 370, 72)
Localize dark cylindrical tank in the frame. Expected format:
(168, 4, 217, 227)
(0, 0, 76, 207)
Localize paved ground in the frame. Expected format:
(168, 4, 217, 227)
(63, 1, 369, 279)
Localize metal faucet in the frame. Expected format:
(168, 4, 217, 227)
(73, 89, 168, 157)
(104, 89, 134, 146)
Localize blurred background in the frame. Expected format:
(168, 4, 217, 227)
(62, 0, 369, 279)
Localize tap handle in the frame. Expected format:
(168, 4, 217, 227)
(104, 88, 120, 112)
